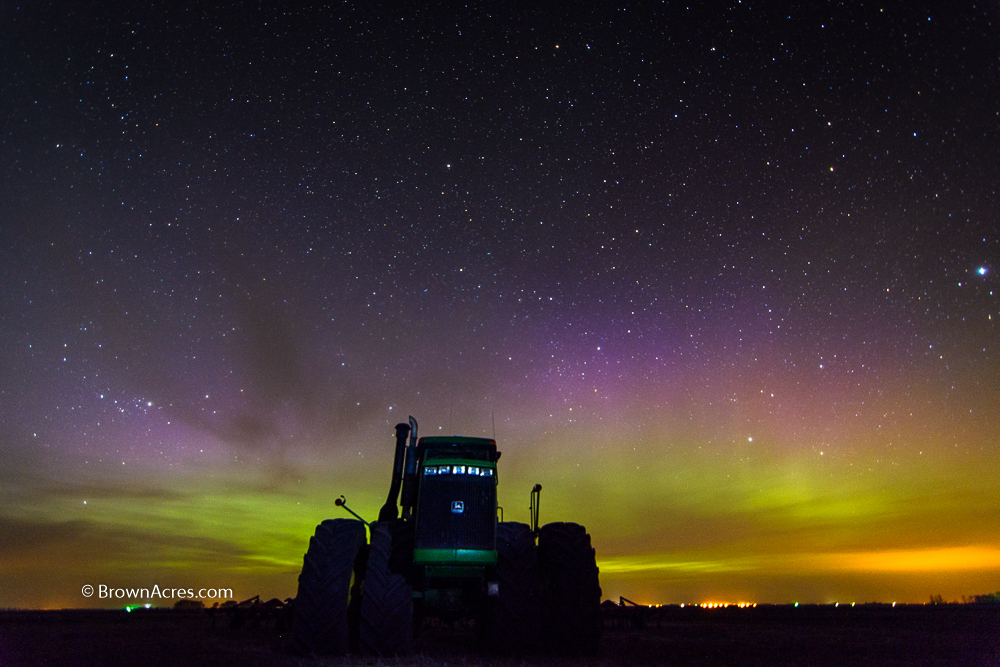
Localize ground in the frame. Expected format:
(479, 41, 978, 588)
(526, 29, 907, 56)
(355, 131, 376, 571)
(0, 604, 997, 666)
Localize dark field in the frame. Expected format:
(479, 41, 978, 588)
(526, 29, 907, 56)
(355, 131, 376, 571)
(1, 604, 997, 666)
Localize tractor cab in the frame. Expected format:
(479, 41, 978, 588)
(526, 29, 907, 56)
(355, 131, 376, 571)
(413, 436, 499, 569)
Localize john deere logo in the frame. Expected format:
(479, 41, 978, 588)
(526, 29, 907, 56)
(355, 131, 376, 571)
(451, 501, 465, 513)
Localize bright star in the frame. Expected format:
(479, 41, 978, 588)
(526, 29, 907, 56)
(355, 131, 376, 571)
(978, 266, 987, 276)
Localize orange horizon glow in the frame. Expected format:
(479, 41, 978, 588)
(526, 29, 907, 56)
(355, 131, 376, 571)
(598, 546, 1000, 576)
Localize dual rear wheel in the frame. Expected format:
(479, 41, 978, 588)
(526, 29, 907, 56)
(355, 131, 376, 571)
(293, 520, 411, 657)
(483, 521, 601, 656)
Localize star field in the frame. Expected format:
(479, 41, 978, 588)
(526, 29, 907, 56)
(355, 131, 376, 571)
(1, 1, 998, 608)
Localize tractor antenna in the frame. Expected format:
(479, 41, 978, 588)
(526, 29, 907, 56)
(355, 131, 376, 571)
(491, 411, 496, 440)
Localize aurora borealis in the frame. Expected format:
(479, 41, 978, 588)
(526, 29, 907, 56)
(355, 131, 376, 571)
(2, 2, 998, 609)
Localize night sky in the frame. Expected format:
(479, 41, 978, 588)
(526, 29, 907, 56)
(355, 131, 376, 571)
(2, 1, 998, 609)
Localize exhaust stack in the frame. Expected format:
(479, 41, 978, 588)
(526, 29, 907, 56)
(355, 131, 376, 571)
(378, 421, 411, 522)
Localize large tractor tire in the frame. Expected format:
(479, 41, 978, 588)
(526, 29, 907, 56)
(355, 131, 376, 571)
(537, 521, 602, 655)
(360, 521, 413, 656)
(483, 521, 541, 654)
(293, 518, 367, 656)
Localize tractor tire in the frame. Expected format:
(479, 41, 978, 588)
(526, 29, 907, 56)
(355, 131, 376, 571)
(360, 521, 413, 656)
(537, 521, 602, 655)
(483, 521, 541, 654)
(293, 518, 367, 656)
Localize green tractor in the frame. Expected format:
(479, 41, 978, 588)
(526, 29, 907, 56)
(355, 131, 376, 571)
(293, 416, 601, 656)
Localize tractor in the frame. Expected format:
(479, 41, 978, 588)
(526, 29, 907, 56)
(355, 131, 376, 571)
(292, 416, 601, 656)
